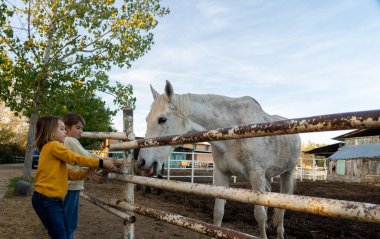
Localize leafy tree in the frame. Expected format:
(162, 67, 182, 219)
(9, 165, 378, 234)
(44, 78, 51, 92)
(0, 102, 28, 147)
(0, 0, 169, 179)
(45, 81, 115, 132)
(47, 82, 117, 149)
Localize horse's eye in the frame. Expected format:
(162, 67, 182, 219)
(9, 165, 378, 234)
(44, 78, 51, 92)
(158, 117, 167, 124)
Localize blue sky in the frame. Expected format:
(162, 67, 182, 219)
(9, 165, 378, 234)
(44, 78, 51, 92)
(107, 0, 380, 145)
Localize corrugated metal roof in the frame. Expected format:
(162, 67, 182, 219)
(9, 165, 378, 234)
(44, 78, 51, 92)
(329, 143, 380, 160)
(304, 143, 343, 157)
(332, 128, 380, 141)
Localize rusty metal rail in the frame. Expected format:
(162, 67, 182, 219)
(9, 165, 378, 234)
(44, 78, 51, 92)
(81, 192, 258, 239)
(108, 174, 380, 224)
(109, 109, 380, 150)
(80, 192, 135, 224)
(82, 131, 134, 140)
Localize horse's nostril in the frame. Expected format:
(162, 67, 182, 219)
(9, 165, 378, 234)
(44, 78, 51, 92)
(139, 159, 146, 167)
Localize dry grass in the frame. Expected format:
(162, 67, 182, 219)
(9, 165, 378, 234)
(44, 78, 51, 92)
(0, 188, 49, 239)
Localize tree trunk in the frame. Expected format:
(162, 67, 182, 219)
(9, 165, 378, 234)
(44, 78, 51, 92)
(22, 3, 56, 180)
(23, 112, 38, 180)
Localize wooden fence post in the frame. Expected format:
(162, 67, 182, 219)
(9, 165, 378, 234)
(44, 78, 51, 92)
(123, 107, 135, 239)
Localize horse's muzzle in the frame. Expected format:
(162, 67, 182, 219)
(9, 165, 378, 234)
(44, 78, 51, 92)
(137, 159, 158, 177)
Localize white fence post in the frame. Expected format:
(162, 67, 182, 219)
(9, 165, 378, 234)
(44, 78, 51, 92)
(123, 107, 134, 239)
(167, 156, 171, 180)
(191, 151, 195, 183)
(312, 156, 315, 182)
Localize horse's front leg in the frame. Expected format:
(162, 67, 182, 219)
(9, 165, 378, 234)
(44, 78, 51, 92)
(213, 166, 230, 226)
(249, 170, 269, 239)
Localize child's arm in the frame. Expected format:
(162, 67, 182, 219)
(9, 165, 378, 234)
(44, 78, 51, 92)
(67, 169, 88, 180)
(51, 141, 115, 169)
(85, 168, 102, 181)
(64, 137, 107, 161)
(68, 168, 100, 181)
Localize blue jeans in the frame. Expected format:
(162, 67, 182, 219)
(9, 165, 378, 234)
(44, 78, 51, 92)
(32, 191, 66, 239)
(63, 190, 80, 239)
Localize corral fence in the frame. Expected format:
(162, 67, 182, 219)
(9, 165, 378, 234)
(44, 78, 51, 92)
(296, 157, 327, 181)
(88, 150, 327, 183)
(81, 109, 380, 239)
(165, 155, 328, 183)
(165, 151, 215, 183)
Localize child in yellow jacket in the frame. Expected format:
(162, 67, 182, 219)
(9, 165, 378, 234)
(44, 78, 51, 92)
(32, 116, 115, 239)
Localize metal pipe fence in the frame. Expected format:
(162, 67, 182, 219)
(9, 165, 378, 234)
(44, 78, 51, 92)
(109, 110, 380, 150)
(81, 109, 380, 238)
(296, 157, 328, 181)
(108, 174, 380, 224)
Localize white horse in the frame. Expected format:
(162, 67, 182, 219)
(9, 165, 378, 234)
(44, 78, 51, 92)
(137, 80, 301, 239)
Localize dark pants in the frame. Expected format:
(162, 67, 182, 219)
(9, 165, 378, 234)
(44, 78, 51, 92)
(63, 190, 80, 239)
(32, 191, 66, 239)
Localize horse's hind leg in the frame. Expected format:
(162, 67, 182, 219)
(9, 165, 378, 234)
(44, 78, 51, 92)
(249, 172, 269, 239)
(213, 166, 230, 226)
(273, 169, 295, 239)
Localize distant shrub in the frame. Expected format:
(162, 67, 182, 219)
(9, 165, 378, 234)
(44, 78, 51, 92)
(0, 144, 25, 164)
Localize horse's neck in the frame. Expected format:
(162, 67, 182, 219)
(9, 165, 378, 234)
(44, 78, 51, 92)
(181, 94, 266, 131)
(175, 94, 290, 156)
(189, 96, 224, 130)
(177, 94, 264, 153)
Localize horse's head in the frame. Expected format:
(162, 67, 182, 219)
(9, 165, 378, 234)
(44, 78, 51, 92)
(137, 80, 189, 177)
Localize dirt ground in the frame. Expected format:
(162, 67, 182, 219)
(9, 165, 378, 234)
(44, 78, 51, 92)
(1, 164, 380, 239)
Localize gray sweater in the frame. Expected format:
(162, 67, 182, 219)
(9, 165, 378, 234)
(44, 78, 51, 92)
(64, 137, 101, 190)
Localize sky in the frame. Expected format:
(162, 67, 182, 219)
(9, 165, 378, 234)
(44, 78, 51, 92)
(105, 0, 380, 145)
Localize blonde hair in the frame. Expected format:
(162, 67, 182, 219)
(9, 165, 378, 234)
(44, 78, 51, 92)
(35, 116, 62, 151)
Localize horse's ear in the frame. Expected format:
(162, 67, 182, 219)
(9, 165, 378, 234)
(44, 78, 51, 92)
(165, 80, 174, 101)
(150, 84, 160, 100)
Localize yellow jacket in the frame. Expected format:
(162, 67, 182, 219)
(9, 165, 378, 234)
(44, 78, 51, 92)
(34, 141, 100, 199)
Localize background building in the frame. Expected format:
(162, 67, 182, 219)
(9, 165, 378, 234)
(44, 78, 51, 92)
(306, 129, 380, 183)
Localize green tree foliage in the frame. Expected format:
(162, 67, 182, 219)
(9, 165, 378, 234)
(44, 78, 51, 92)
(45, 82, 115, 132)
(0, 0, 169, 179)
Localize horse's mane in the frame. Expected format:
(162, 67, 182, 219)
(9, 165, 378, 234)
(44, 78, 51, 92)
(152, 93, 265, 123)
(174, 94, 192, 117)
(151, 94, 192, 118)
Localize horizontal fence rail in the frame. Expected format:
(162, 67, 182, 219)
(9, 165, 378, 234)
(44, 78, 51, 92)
(80, 192, 135, 224)
(108, 174, 380, 224)
(110, 110, 380, 150)
(82, 131, 135, 140)
(82, 193, 259, 239)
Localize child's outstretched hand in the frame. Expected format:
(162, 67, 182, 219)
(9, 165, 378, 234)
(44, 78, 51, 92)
(110, 158, 125, 168)
(102, 159, 115, 170)
(86, 168, 102, 182)
(109, 158, 126, 174)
